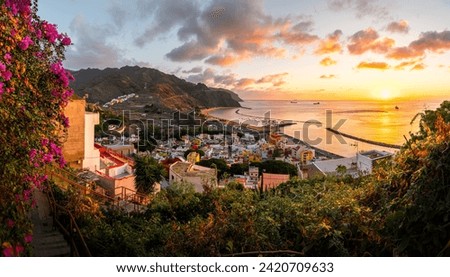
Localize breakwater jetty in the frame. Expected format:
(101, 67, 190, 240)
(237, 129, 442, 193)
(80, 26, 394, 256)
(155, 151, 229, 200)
(326, 128, 402, 149)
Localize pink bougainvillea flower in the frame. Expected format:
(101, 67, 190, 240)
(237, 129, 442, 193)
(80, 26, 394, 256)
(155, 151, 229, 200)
(29, 148, 37, 161)
(24, 234, 33, 244)
(2, 247, 14, 257)
(4, 53, 11, 60)
(61, 36, 71, 46)
(7, 219, 15, 228)
(35, 29, 42, 39)
(62, 89, 74, 101)
(5, 0, 31, 15)
(58, 156, 66, 168)
(41, 138, 49, 146)
(22, 189, 32, 202)
(2, 0, 74, 256)
(15, 245, 24, 256)
(34, 51, 45, 60)
(51, 88, 60, 97)
(61, 114, 70, 128)
(4, 53, 12, 62)
(50, 62, 62, 74)
(42, 21, 59, 43)
(42, 153, 53, 163)
(50, 62, 71, 86)
(19, 36, 33, 50)
(49, 142, 62, 156)
(2, 70, 12, 81)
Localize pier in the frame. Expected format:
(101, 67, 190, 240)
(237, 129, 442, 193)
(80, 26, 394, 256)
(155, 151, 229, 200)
(326, 128, 402, 150)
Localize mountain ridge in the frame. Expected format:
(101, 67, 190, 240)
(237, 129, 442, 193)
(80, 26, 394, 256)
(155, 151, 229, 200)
(69, 66, 242, 113)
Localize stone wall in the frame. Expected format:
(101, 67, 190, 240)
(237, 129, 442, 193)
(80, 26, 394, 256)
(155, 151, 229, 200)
(62, 98, 86, 169)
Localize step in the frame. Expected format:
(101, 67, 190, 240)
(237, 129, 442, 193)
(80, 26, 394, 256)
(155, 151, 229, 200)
(33, 245, 70, 257)
(30, 189, 71, 257)
(33, 234, 68, 245)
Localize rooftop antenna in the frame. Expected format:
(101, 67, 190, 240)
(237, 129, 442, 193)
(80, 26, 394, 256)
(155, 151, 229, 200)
(350, 141, 359, 168)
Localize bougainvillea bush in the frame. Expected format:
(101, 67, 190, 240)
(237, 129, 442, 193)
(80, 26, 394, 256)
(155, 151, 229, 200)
(0, 0, 73, 256)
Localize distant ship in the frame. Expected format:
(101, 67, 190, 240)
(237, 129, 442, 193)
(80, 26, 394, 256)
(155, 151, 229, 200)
(290, 100, 298, 103)
(313, 102, 320, 105)
(395, 106, 399, 110)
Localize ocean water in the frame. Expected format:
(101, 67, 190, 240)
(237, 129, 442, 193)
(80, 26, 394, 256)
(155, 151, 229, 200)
(207, 99, 444, 157)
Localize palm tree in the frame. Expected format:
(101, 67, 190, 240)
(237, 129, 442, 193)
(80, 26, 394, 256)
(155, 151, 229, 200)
(134, 155, 165, 194)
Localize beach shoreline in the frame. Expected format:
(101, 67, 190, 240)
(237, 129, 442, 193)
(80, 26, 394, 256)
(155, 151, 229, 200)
(201, 106, 344, 159)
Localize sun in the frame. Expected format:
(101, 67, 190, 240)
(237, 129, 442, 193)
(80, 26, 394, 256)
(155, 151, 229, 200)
(379, 89, 392, 100)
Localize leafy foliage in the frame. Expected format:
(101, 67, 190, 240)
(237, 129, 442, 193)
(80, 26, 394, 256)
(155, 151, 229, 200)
(1, 0, 72, 256)
(68, 102, 450, 257)
(228, 163, 249, 176)
(197, 158, 228, 179)
(411, 100, 450, 140)
(376, 114, 450, 256)
(251, 160, 298, 177)
(134, 155, 165, 194)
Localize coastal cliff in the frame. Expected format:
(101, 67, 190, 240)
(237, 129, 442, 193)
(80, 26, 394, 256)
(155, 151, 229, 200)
(69, 66, 242, 112)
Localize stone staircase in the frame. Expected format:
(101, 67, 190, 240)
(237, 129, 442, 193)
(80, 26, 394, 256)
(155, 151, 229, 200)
(30, 190, 71, 257)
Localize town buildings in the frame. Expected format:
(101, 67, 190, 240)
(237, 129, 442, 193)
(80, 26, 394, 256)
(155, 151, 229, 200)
(63, 97, 392, 201)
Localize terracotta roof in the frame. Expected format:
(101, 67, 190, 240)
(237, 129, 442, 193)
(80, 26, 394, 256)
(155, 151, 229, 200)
(262, 173, 290, 190)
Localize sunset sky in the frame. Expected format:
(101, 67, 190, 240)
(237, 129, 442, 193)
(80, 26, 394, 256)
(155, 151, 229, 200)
(38, 0, 450, 100)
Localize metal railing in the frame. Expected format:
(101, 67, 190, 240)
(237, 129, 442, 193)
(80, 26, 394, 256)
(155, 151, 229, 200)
(45, 185, 92, 257)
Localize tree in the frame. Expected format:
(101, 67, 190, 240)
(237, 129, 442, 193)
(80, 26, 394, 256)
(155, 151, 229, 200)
(134, 155, 165, 194)
(197, 158, 228, 180)
(336, 165, 347, 176)
(272, 148, 284, 158)
(378, 107, 450, 256)
(410, 100, 450, 141)
(229, 163, 249, 176)
(251, 160, 298, 177)
(1, 0, 73, 256)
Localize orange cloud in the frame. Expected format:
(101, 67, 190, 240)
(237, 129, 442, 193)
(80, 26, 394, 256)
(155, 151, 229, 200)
(315, 30, 343, 55)
(156, 1, 300, 66)
(256, 73, 289, 86)
(386, 20, 409, 34)
(356, 61, 390, 70)
(411, 63, 425, 71)
(409, 30, 450, 54)
(320, 57, 337, 66)
(394, 59, 424, 71)
(394, 60, 417, 70)
(320, 74, 337, 79)
(348, 28, 395, 55)
(186, 68, 289, 91)
(280, 32, 318, 44)
(387, 30, 450, 60)
(386, 47, 420, 59)
(235, 78, 256, 88)
(205, 55, 242, 66)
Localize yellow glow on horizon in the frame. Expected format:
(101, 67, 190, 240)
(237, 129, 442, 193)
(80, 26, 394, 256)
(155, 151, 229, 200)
(379, 89, 392, 100)
(368, 86, 400, 101)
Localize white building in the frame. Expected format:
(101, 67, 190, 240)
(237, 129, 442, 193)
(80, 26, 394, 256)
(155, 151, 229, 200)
(82, 112, 100, 172)
(312, 157, 358, 177)
(357, 150, 393, 174)
(310, 149, 393, 178)
(246, 166, 259, 190)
